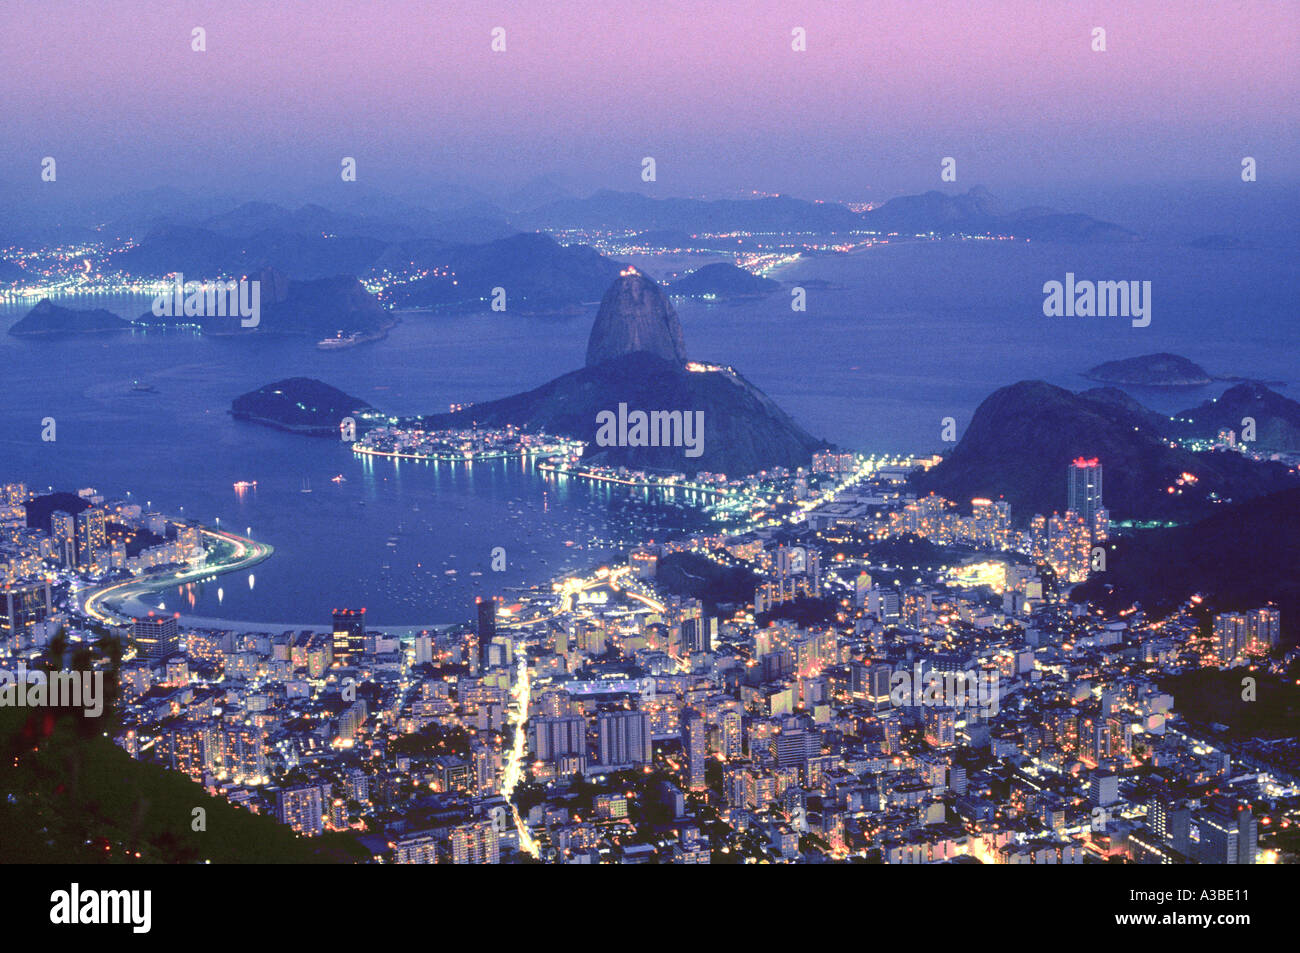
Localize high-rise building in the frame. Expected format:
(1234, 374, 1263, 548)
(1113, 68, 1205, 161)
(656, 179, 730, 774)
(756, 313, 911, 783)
(880, 711, 902, 755)
(1089, 770, 1120, 807)
(475, 596, 500, 672)
(50, 510, 77, 566)
(867, 587, 900, 623)
(391, 833, 439, 864)
(1, 578, 52, 644)
(1246, 608, 1281, 652)
(449, 819, 499, 864)
(597, 710, 652, 766)
(923, 708, 956, 748)
(332, 608, 366, 662)
(771, 724, 816, 769)
(132, 612, 180, 659)
(1067, 458, 1104, 524)
(221, 722, 267, 783)
(276, 785, 325, 836)
(470, 740, 497, 795)
(769, 544, 821, 605)
(679, 601, 709, 654)
(164, 721, 216, 780)
(969, 498, 1011, 549)
(682, 708, 708, 792)
(338, 700, 367, 743)
(1213, 612, 1249, 663)
(532, 714, 587, 763)
(1148, 796, 1192, 855)
(721, 709, 744, 760)
(853, 571, 873, 607)
(76, 506, 107, 566)
(1192, 806, 1252, 864)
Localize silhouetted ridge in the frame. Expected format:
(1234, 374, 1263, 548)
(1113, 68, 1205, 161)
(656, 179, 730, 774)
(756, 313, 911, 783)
(912, 380, 1295, 522)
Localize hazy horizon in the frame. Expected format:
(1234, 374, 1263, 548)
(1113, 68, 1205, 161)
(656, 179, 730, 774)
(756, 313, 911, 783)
(3, 0, 1296, 205)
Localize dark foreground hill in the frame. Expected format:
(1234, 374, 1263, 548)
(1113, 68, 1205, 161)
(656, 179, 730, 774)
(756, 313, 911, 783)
(1077, 387, 1172, 432)
(422, 351, 827, 477)
(1073, 486, 1300, 642)
(911, 380, 1296, 522)
(0, 705, 363, 863)
(1171, 382, 1300, 452)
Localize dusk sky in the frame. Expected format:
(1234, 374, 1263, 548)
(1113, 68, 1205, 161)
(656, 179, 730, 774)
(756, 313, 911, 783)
(2, 0, 1297, 203)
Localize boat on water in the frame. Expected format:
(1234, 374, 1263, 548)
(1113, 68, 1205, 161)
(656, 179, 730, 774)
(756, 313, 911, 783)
(130, 379, 156, 393)
(301, 478, 312, 493)
(233, 480, 258, 490)
(331, 474, 347, 484)
(317, 330, 364, 350)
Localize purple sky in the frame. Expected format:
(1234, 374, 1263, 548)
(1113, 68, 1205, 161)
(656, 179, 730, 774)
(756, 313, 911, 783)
(2, 0, 1297, 201)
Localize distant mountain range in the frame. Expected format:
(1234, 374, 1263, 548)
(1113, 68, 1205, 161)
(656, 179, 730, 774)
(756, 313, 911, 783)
(9, 299, 133, 336)
(377, 232, 625, 313)
(863, 187, 1137, 242)
(518, 190, 865, 234)
(13, 187, 1137, 323)
(115, 224, 390, 282)
(135, 267, 393, 338)
(911, 380, 1297, 523)
(115, 221, 623, 313)
(518, 186, 1133, 242)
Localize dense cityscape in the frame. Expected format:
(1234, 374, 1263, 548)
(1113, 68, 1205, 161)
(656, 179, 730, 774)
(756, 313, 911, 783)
(3, 429, 1294, 863)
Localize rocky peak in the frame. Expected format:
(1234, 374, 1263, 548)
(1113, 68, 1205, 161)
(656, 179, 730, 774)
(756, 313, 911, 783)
(585, 268, 687, 367)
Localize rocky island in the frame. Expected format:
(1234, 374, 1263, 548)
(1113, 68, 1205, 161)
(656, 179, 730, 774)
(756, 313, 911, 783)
(231, 377, 374, 436)
(9, 299, 133, 336)
(1083, 352, 1213, 387)
(667, 262, 779, 299)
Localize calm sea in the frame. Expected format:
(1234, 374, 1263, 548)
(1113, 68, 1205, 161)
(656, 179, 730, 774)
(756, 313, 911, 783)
(1, 238, 1293, 624)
